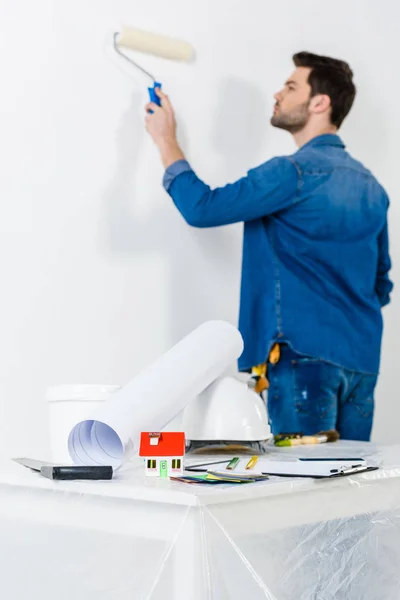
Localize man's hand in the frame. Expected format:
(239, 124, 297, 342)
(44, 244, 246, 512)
(145, 88, 176, 145)
(145, 88, 185, 168)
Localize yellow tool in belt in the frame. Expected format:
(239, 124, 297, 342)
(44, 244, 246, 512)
(250, 343, 280, 394)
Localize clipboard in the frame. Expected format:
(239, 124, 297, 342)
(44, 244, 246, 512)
(206, 458, 377, 478)
(186, 457, 378, 480)
(258, 465, 379, 479)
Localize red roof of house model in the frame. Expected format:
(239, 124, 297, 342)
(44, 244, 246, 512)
(139, 432, 185, 457)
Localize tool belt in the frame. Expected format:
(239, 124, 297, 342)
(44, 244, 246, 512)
(250, 343, 280, 395)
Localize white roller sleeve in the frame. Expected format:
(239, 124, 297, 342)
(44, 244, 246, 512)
(117, 26, 194, 61)
(68, 321, 243, 468)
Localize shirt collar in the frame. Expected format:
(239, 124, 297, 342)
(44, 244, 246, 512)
(300, 134, 345, 150)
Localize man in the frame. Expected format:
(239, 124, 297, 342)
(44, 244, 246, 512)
(145, 52, 393, 441)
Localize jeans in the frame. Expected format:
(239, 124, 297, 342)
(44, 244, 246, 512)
(267, 345, 377, 441)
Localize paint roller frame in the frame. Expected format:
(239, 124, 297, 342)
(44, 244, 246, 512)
(113, 26, 194, 108)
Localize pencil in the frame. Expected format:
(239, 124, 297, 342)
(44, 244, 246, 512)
(245, 456, 259, 470)
(226, 457, 240, 470)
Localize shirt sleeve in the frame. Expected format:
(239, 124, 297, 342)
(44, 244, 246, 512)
(162, 156, 299, 227)
(163, 159, 193, 192)
(375, 218, 393, 307)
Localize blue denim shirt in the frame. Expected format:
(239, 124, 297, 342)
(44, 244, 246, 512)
(163, 134, 393, 374)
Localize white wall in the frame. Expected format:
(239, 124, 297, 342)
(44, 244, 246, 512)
(0, 0, 398, 457)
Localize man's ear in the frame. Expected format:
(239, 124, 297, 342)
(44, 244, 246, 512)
(310, 94, 331, 115)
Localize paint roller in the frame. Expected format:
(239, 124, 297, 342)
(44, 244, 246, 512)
(113, 26, 194, 106)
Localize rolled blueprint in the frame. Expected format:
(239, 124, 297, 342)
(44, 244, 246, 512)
(68, 321, 244, 468)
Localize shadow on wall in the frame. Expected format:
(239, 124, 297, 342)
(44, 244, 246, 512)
(341, 76, 389, 172)
(213, 76, 269, 177)
(102, 77, 268, 347)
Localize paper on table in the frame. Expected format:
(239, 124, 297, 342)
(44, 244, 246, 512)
(208, 457, 368, 478)
(68, 321, 244, 468)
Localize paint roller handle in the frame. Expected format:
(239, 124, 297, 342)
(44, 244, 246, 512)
(148, 82, 162, 113)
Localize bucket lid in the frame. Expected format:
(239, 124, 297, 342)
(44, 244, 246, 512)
(46, 384, 120, 403)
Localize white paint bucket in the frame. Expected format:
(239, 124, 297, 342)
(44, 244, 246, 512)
(47, 385, 120, 463)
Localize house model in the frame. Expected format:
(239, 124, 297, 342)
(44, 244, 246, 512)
(139, 432, 185, 477)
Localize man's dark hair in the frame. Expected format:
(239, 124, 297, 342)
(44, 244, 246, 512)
(293, 52, 356, 128)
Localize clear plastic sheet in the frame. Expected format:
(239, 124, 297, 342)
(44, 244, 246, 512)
(1, 441, 400, 599)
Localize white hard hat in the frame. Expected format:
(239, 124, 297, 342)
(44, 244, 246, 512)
(182, 376, 271, 442)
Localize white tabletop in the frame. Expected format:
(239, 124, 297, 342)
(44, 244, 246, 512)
(3, 440, 399, 507)
(1, 440, 400, 600)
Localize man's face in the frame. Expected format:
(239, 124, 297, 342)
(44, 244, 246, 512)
(271, 67, 312, 133)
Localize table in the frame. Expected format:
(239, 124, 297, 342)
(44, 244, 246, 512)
(1, 441, 400, 599)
